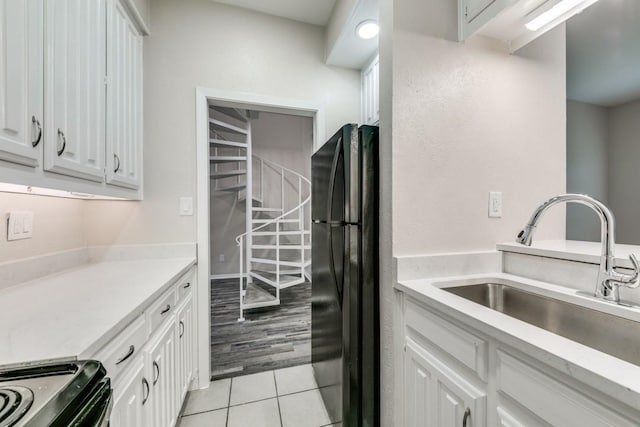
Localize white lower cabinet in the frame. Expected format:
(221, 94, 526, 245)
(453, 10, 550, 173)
(175, 295, 194, 404)
(404, 338, 486, 427)
(110, 357, 146, 427)
(103, 267, 196, 427)
(146, 319, 177, 427)
(401, 294, 640, 427)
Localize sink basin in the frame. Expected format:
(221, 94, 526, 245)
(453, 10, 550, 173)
(443, 283, 640, 366)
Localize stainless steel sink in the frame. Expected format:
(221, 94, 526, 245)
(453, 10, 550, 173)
(443, 283, 640, 366)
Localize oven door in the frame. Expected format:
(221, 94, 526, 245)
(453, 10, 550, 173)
(66, 378, 113, 427)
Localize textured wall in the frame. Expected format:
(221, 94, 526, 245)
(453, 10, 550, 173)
(566, 100, 609, 242)
(608, 99, 640, 244)
(85, 0, 360, 247)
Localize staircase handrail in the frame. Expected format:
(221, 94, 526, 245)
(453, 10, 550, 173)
(235, 156, 311, 245)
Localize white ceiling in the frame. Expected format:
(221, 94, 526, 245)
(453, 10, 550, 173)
(326, 0, 379, 69)
(566, 0, 640, 107)
(212, 0, 337, 26)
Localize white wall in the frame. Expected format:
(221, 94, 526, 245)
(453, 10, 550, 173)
(210, 112, 312, 275)
(609, 99, 640, 244)
(0, 193, 87, 262)
(566, 100, 609, 242)
(379, 1, 567, 424)
(85, 0, 360, 247)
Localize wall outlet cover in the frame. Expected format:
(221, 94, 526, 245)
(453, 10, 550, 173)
(7, 211, 34, 241)
(489, 192, 503, 218)
(180, 197, 194, 216)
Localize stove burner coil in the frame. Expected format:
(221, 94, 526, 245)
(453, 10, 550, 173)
(0, 386, 33, 427)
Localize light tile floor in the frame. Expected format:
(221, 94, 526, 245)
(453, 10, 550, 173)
(178, 364, 342, 427)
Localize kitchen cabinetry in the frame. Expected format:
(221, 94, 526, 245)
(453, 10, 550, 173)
(106, 0, 143, 189)
(99, 267, 196, 427)
(404, 338, 486, 427)
(0, 0, 143, 198)
(110, 357, 147, 427)
(361, 54, 379, 126)
(146, 320, 177, 427)
(44, 0, 107, 181)
(400, 293, 640, 426)
(0, 0, 43, 167)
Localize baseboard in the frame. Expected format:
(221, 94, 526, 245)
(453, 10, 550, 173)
(210, 273, 246, 280)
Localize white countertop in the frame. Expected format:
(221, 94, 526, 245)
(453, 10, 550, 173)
(396, 273, 640, 410)
(0, 258, 195, 368)
(498, 240, 640, 268)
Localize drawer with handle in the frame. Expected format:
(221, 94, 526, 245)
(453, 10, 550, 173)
(176, 269, 194, 306)
(94, 314, 147, 380)
(148, 287, 176, 334)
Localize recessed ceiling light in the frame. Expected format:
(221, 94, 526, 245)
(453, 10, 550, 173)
(356, 20, 379, 40)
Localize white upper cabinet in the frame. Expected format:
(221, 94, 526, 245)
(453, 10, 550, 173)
(44, 0, 107, 182)
(361, 54, 379, 126)
(0, 0, 43, 167)
(106, 0, 143, 189)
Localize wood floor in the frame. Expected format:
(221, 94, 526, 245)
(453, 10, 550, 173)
(210, 279, 312, 380)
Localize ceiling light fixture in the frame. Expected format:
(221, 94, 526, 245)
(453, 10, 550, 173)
(525, 0, 598, 31)
(356, 20, 379, 40)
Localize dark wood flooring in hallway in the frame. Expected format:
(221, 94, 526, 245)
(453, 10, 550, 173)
(210, 279, 311, 380)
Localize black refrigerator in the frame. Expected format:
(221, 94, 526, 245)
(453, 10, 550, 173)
(311, 124, 379, 427)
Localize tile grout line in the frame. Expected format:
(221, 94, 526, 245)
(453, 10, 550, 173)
(273, 371, 284, 427)
(226, 378, 233, 427)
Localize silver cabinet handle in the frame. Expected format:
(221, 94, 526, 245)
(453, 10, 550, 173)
(115, 345, 135, 365)
(153, 361, 160, 385)
(114, 154, 120, 173)
(57, 128, 66, 156)
(463, 408, 471, 427)
(179, 321, 185, 338)
(31, 116, 42, 147)
(160, 304, 171, 315)
(142, 378, 150, 405)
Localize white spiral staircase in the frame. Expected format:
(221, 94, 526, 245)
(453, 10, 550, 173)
(208, 105, 311, 322)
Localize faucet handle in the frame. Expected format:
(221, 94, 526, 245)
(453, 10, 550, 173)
(613, 254, 640, 289)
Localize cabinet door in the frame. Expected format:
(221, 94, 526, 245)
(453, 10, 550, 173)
(404, 338, 486, 427)
(110, 357, 148, 427)
(106, 0, 142, 189)
(361, 55, 379, 126)
(44, 0, 106, 181)
(176, 295, 194, 403)
(146, 320, 177, 427)
(0, 0, 43, 167)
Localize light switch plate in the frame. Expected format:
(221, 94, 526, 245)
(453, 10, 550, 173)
(7, 211, 34, 241)
(179, 197, 194, 216)
(489, 192, 502, 218)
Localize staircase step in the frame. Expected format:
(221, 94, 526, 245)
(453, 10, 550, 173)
(209, 138, 248, 149)
(252, 207, 283, 212)
(210, 106, 248, 123)
(251, 258, 311, 268)
(249, 271, 305, 289)
(209, 118, 248, 135)
(210, 169, 247, 178)
(252, 230, 310, 236)
(215, 183, 246, 192)
(209, 156, 247, 163)
(242, 282, 279, 310)
(251, 244, 311, 250)
(252, 219, 299, 224)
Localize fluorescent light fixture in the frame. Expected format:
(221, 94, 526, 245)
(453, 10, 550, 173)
(525, 0, 594, 31)
(356, 20, 379, 40)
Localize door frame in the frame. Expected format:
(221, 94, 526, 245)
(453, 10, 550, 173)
(194, 87, 324, 389)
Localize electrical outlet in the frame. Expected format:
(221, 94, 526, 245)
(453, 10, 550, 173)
(179, 197, 193, 216)
(489, 192, 502, 218)
(7, 211, 34, 241)
(219, 254, 225, 263)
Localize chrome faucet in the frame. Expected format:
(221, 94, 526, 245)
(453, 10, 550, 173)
(516, 194, 640, 304)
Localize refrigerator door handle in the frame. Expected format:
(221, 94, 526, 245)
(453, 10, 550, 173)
(327, 136, 343, 309)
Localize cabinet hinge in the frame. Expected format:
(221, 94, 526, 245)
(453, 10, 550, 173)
(465, 6, 469, 17)
(104, 76, 109, 86)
